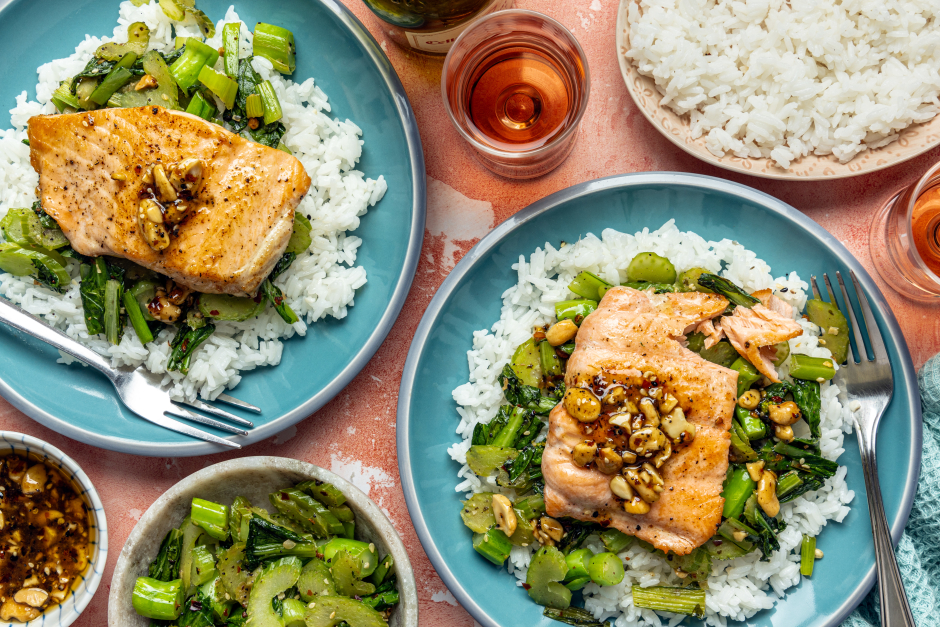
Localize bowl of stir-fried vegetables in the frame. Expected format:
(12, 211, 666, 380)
(107, 457, 417, 627)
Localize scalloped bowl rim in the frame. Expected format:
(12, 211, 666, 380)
(615, 0, 940, 181)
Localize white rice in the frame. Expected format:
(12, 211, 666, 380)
(449, 221, 856, 625)
(0, 2, 386, 401)
(625, 0, 940, 168)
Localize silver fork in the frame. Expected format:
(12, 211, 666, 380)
(811, 271, 915, 627)
(0, 296, 260, 449)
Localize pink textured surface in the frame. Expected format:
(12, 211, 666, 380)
(1, 1, 939, 625)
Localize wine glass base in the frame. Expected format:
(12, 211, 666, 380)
(870, 190, 940, 302)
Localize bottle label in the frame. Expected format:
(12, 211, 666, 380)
(403, 0, 515, 53)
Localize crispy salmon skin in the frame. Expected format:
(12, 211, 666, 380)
(27, 106, 311, 296)
(542, 286, 739, 555)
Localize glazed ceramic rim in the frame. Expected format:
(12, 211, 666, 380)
(0, 0, 426, 456)
(108, 456, 417, 626)
(614, 0, 940, 181)
(0, 431, 108, 627)
(397, 172, 923, 627)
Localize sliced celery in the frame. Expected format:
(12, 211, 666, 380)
(253, 23, 295, 74)
(198, 66, 237, 109)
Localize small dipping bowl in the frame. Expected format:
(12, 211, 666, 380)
(108, 456, 418, 626)
(0, 432, 108, 627)
(442, 10, 590, 179)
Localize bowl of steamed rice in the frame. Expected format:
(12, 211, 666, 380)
(616, 0, 940, 180)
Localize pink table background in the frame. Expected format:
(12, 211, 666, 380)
(1, 1, 938, 625)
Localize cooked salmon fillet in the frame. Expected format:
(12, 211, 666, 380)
(718, 290, 802, 382)
(27, 106, 311, 296)
(542, 287, 739, 555)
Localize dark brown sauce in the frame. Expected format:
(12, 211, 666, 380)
(0, 455, 91, 622)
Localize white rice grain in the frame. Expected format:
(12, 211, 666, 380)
(625, 0, 940, 168)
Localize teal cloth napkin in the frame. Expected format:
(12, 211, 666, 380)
(841, 353, 940, 626)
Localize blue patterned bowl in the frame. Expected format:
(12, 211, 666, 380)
(0, 432, 107, 627)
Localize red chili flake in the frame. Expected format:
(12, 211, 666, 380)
(210, 310, 220, 316)
(521, 583, 532, 590)
(772, 396, 783, 403)
(280, 492, 290, 501)
(641, 380, 652, 390)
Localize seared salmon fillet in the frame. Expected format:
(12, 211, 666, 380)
(27, 106, 311, 296)
(542, 287, 738, 555)
(718, 290, 802, 382)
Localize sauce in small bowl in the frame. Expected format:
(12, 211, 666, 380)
(0, 434, 106, 627)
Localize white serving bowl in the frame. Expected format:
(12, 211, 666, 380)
(0, 432, 108, 627)
(108, 456, 418, 626)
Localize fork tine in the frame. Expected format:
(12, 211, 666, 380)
(835, 271, 868, 363)
(134, 409, 241, 449)
(214, 393, 261, 414)
(822, 273, 839, 306)
(166, 406, 249, 436)
(177, 399, 255, 428)
(810, 275, 822, 300)
(849, 270, 889, 363)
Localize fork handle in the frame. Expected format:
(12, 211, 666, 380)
(857, 426, 917, 627)
(0, 296, 114, 378)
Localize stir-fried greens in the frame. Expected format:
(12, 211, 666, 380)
(0, 0, 309, 371)
(458, 251, 849, 624)
(133, 481, 399, 626)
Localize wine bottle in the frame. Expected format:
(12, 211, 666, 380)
(361, 0, 515, 55)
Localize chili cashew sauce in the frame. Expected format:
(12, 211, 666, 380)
(0, 455, 91, 622)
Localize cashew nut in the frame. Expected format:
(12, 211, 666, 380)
(152, 164, 178, 202)
(609, 475, 634, 501)
(651, 438, 672, 468)
(661, 407, 696, 445)
(769, 401, 801, 426)
(13, 588, 48, 608)
(545, 319, 578, 346)
(774, 424, 795, 442)
(571, 441, 597, 467)
(625, 467, 661, 504)
(623, 496, 651, 514)
(147, 295, 182, 323)
(628, 426, 666, 456)
(169, 158, 205, 194)
(757, 470, 780, 517)
(746, 460, 765, 482)
(595, 448, 624, 475)
(539, 517, 564, 542)
(638, 397, 660, 426)
(602, 385, 627, 409)
(21, 464, 47, 495)
(492, 494, 517, 538)
(658, 393, 678, 415)
(738, 389, 761, 409)
(138, 199, 170, 252)
(563, 387, 602, 422)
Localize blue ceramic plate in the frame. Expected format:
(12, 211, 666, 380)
(398, 173, 922, 627)
(0, 0, 424, 455)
